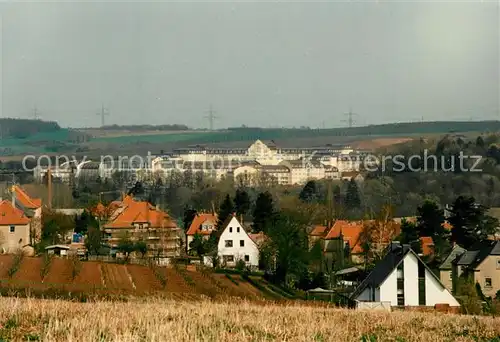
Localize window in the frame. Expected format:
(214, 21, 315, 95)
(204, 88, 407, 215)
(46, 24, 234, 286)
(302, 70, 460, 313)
(449, 272, 453, 281)
(485, 278, 492, 288)
(237, 227, 240, 233)
(225, 240, 233, 248)
(244, 255, 249, 262)
(229, 227, 232, 233)
(240, 240, 245, 247)
(9, 226, 15, 233)
(497, 259, 500, 270)
(223, 255, 234, 262)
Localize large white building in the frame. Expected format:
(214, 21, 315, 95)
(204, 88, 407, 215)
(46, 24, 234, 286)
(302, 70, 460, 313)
(351, 242, 460, 308)
(151, 139, 367, 185)
(33, 139, 372, 186)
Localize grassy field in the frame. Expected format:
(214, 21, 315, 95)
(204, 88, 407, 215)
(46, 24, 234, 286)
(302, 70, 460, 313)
(0, 297, 498, 341)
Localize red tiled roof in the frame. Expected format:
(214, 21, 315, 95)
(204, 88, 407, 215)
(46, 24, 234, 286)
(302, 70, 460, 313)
(0, 200, 30, 225)
(186, 213, 217, 236)
(103, 197, 177, 229)
(325, 220, 364, 254)
(12, 185, 42, 209)
(249, 231, 268, 245)
(420, 236, 434, 256)
(309, 225, 328, 236)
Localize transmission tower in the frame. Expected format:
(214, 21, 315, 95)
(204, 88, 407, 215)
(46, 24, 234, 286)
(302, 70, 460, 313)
(96, 104, 110, 127)
(342, 107, 357, 128)
(204, 105, 218, 131)
(32, 106, 40, 120)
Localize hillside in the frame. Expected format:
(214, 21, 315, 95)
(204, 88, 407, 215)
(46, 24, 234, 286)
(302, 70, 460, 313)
(0, 255, 285, 301)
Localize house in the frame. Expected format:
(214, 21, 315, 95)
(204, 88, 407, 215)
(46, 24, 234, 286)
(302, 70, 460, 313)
(207, 215, 259, 269)
(102, 195, 183, 259)
(186, 213, 217, 250)
(451, 241, 500, 298)
(439, 245, 466, 292)
(10, 185, 42, 244)
(0, 200, 31, 254)
(351, 242, 460, 309)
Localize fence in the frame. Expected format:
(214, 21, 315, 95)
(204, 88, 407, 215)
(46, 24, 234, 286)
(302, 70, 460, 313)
(356, 301, 392, 312)
(87, 255, 171, 266)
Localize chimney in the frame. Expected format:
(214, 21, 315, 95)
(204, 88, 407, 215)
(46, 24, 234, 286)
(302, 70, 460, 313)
(156, 204, 159, 211)
(11, 189, 15, 208)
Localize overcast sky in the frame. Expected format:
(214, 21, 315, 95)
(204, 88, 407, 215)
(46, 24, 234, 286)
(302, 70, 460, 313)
(0, 1, 498, 129)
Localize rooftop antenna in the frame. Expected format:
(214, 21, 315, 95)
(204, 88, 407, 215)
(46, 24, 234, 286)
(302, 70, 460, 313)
(96, 104, 110, 127)
(342, 107, 357, 128)
(204, 105, 218, 131)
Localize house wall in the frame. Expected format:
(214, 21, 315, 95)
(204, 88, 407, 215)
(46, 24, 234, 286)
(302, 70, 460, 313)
(0, 224, 30, 253)
(379, 268, 398, 305)
(440, 270, 453, 291)
(404, 252, 419, 306)
(425, 269, 460, 307)
(217, 217, 259, 267)
(475, 255, 500, 298)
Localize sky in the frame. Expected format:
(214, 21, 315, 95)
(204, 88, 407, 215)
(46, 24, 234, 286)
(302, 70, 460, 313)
(0, 1, 498, 129)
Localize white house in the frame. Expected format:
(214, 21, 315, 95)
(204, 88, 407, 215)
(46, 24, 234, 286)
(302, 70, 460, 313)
(209, 215, 259, 269)
(351, 242, 460, 308)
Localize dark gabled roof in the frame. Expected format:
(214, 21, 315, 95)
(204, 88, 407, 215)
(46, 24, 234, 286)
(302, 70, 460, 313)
(454, 241, 500, 269)
(351, 243, 410, 299)
(439, 245, 466, 270)
(351, 242, 447, 300)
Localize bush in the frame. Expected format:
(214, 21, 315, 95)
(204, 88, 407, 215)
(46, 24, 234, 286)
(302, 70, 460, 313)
(235, 259, 246, 272)
(40, 253, 53, 281)
(7, 250, 24, 278)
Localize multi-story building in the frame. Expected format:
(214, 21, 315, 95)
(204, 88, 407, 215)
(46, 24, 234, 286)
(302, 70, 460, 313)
(0, 199, 31, 254)
(101, 195, 183, 260)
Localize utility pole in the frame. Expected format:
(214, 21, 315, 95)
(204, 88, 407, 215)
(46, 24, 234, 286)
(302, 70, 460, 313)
(342, 107, 357, 128)
(204, 105, 218, 131)
(96, 104, 109, 127)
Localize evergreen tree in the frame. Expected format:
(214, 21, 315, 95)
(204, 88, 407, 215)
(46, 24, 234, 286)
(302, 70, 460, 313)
(449, 196, 498, 249)
(252, 191, 275, 233)
(217, 194, 234, 229)
(398, 219, 421, 254)
(234, 188, 251, 216)
(182, 206, 197, 232)
(344, 179, 361, 209)
(416, 200, 446, 238)
(299, 180, 318, 203)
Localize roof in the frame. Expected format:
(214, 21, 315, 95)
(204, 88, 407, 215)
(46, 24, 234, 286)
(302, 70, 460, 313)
(440, 245, 466, 270)
(454, 241, 500, 270)
(420, 236, 434, 256)
(0, 200, 30, 225)
(103, 196, 177, 229)
(351, 243, 450, 300)
(309, 225, 329, 237)
(186, 213, 217, 236)
(45, 244, 70, 250)
(11, 185, 42, 209)
(249, 231, 267, 245)
(325, 220, 364, 254)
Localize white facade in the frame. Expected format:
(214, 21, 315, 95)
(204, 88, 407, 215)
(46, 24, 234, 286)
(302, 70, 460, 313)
(215, 216, 259, 268)
(355, 251, 460, 307)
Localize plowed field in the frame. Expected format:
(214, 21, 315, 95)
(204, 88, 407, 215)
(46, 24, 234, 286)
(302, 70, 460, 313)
(0, 256, 269, 300)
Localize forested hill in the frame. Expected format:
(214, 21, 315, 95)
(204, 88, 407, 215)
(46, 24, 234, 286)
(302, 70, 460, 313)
(0, 118, 61, 139)
(228, 121, 500, 138)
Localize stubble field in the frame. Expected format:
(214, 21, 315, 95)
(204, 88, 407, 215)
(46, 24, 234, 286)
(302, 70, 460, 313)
(0, 297, 499, 341)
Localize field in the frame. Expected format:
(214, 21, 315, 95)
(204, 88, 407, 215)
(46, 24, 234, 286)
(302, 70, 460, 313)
(0, 297, 499, 341)
(0, 256, 286, 301)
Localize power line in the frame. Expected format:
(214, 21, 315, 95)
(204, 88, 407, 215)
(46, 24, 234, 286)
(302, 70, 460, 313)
(204, 105, 218, 131)
(342, 107, 357, 128)
(96, 104, 110, 127)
